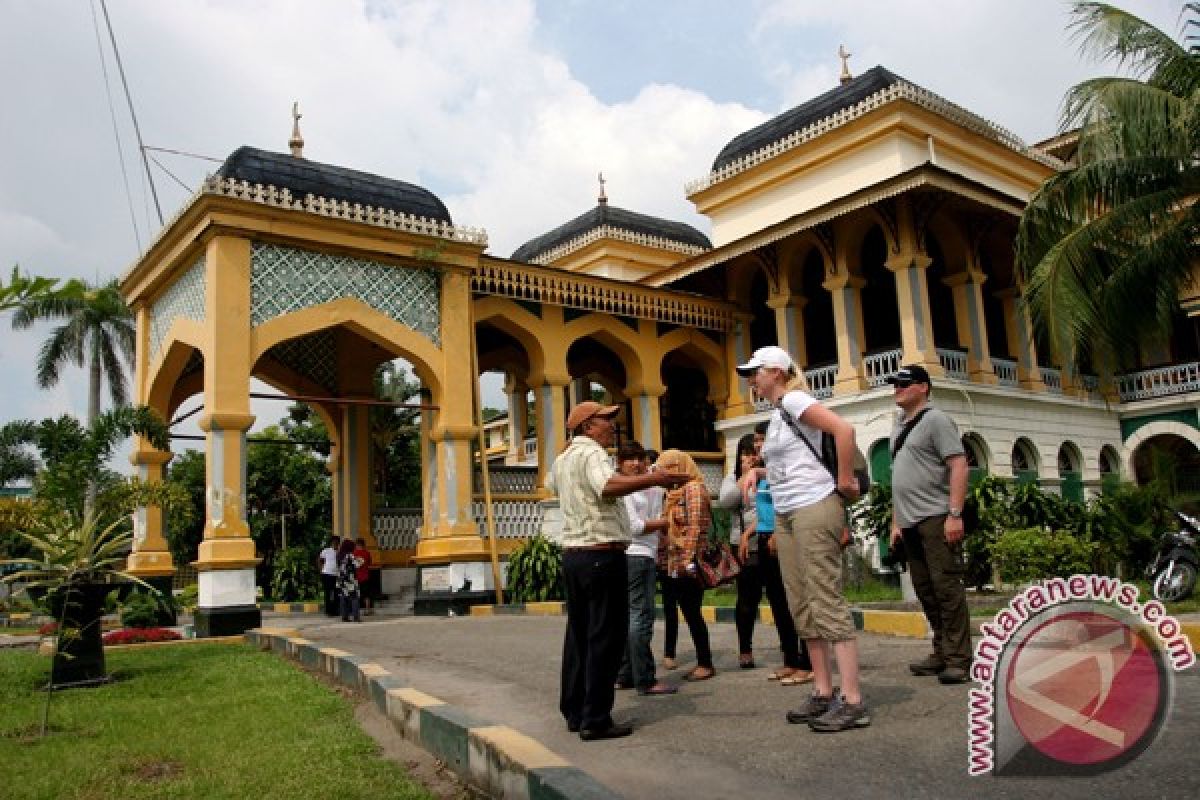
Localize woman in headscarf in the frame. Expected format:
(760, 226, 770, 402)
(655, 449, 714, 681)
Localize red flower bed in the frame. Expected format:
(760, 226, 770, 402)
(102, 627, 183, 645)
(37, 622, 58, 635)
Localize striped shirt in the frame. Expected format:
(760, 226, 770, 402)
(546, 435, 628, 548)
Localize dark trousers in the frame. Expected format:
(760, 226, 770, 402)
(340, 591, 361, 622)
(735, 535, 810, 669)
(670, 576, 713, 669)
(618, 556, 658, 688)
(560, 549, 629, 732)
(903, 515, 972, 668)
(658, 569, 679, 658)
(320, 574, 338, 616)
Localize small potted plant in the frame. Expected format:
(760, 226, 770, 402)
(2, 512, 152, 688)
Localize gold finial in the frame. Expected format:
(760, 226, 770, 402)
(289, 101, 305, 158)
(597, 171, 608, 205)
(838, 45, 853, 85)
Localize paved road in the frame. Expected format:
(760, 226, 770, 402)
(279, 613, 1197, 800)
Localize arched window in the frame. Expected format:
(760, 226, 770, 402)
(961, 433, 990, 486)
(1011, 438, 1039, 485)
(1058, 442, 1084, 503)
(1099, 445, 1122, 493)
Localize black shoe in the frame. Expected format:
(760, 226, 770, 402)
(909, 654, 946, 676)
(614, 680, 635, 690)
(579, 723, 633, 741)
(938, 666, 970, 684)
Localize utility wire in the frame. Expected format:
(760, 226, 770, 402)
(148, 152, 193, 194)
(99, 0, 163, 226)
(88, 0, 141, 252)
(144, 145, 224, 164)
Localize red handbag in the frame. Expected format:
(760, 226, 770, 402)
(694, 537, 741, 589)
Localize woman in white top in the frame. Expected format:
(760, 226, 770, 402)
(736, 346, 869, 733)
(614, 441, 677, 695)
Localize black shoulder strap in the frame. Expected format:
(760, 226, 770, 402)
(891, 408, 932, 458)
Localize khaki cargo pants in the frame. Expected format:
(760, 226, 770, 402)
(775, 493, 855, 642)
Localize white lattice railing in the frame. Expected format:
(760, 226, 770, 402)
(864, 349, 902, 387)
(523, 438, 537, 458)
(475, 466, 538, 495)
(1117, 362, 1200, 401)
(374, 508, 422, 550)
(937, 348, 968, 380)
(1040, 367, 1063, 394)
(472, 499, 543, 539)
(806, 364, 837, 399)
(691, 453, 726, 496)
(472, 259, 734, 332)
(992, 357, 1018, 386)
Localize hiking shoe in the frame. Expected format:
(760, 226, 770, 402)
(785, 691, 834, 724)
(938, 666, 970, 685)
(809, 694, 871, 732)
(909, 654, 946, 676)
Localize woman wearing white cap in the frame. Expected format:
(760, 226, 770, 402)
(736, 346, 869, 733)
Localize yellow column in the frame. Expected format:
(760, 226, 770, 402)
(723, 311, 756, 416)
(415, 268, 484, 563)
(824, 271, 868, 394)
(945, 269, 997, 384)
(886, 252, 942, 374)
(126, 444, 175, 578)
(997, 288, 1045, 390)
(504, 374, 528, 464)
(768, 292, 809, 366)
(341, 400, 374, 545)
(194, 235, 260, 636)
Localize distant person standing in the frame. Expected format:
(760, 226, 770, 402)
(886, 365, 971, 684)
(353, 538, 373, 615)
(318, 536, 341, 617)
(548, 401, 687, 741)
(337, 538, 364, 623)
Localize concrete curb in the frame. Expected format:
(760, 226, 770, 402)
(243, 628, 621, 800)
(257, 602, 322, 614)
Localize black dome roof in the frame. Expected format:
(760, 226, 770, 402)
(511, 203, 711, 263)
(216, 146, 452, 224)
(712, 66, 904, 171)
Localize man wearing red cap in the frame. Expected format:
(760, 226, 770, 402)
(548, 400, 688, 741)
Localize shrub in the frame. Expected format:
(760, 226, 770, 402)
(120, 591, 164, 629)
(102, 627, 182, 645)
(270, 547, 320, 602)
(176, 584, 199, 612)
(506, 534, 564, 602)
(991, 527, 1097, 584)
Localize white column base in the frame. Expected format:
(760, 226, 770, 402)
(198, 568, 257, 609)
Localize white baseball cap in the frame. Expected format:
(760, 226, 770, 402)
(736, 345, 795, 376)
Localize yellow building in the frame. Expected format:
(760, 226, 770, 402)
(120, 65, 1200, 630)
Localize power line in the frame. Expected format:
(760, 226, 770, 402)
(88, 0, 140, 252)
(143, 145, 224, 164)
(147, 152, 193, 194)
(98, 0, 163, 226)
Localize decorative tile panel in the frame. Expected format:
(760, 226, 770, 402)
(250, 242, 440, 345)
(264, 331, 339, 394)
(149, 257, 206, 361)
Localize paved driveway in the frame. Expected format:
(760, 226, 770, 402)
(281, 614, 1198, 800)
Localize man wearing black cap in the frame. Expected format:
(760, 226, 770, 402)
(885, 365, 972, 684)
(547, 401, 688, 740)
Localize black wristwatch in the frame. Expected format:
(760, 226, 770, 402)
(948, 508, 963, 519)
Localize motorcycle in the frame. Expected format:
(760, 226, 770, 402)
(1147, 510, 1200, 603)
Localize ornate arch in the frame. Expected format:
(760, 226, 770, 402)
(562, 314, 650, 395)
(472, 296, 549, 387)
(1122, 421, 1200, 480)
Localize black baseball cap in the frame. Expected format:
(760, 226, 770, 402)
(886, 364, 932, 388)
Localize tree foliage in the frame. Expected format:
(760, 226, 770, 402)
(1016, 2, 1200, 373)
(0, 266, 85, 314)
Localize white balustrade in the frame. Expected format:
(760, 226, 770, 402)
(472, 499, 544, 539)
(373, 507, 422, 550)
(805, 364, 837, 399)
(1117, 361, 1200, 401)
(475, 466, 538, 494)
(936, 348, 968, 380)
(1040, 367, 1063, 393)
(863, 349, 902, 387)
(992, 357, 1018, 386)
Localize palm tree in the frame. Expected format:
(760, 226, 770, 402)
(1015, 2, 1200, 374)
(0, 266, 85, 313)
(11, 278, 135, 425)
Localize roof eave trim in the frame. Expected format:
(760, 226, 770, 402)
(526, 224, 709, 266)
(686, 81, 1065, 197)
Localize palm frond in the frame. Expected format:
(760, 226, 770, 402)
(98, 335, 130, 408)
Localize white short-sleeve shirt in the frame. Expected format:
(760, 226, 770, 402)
(760, 390, 836, 514)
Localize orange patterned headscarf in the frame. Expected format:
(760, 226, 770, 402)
(655, 449, 708, 576)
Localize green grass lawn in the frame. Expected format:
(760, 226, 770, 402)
(0, 643, 433, 800)
(653, 579, 904, 608)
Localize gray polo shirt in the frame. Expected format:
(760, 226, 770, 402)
(890, 406, 964, 529)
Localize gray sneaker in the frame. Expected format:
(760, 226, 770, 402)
(809, 692, 871, 732)
(785, 691, 834, 725)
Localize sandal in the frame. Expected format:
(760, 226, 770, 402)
(779, 670, 814, 686)
(663, 656, 678, 670)
(684, 667, 715, 682)
(767, 668, 796, 681)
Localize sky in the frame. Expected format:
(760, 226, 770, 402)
(0, 0, 1182, 460)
